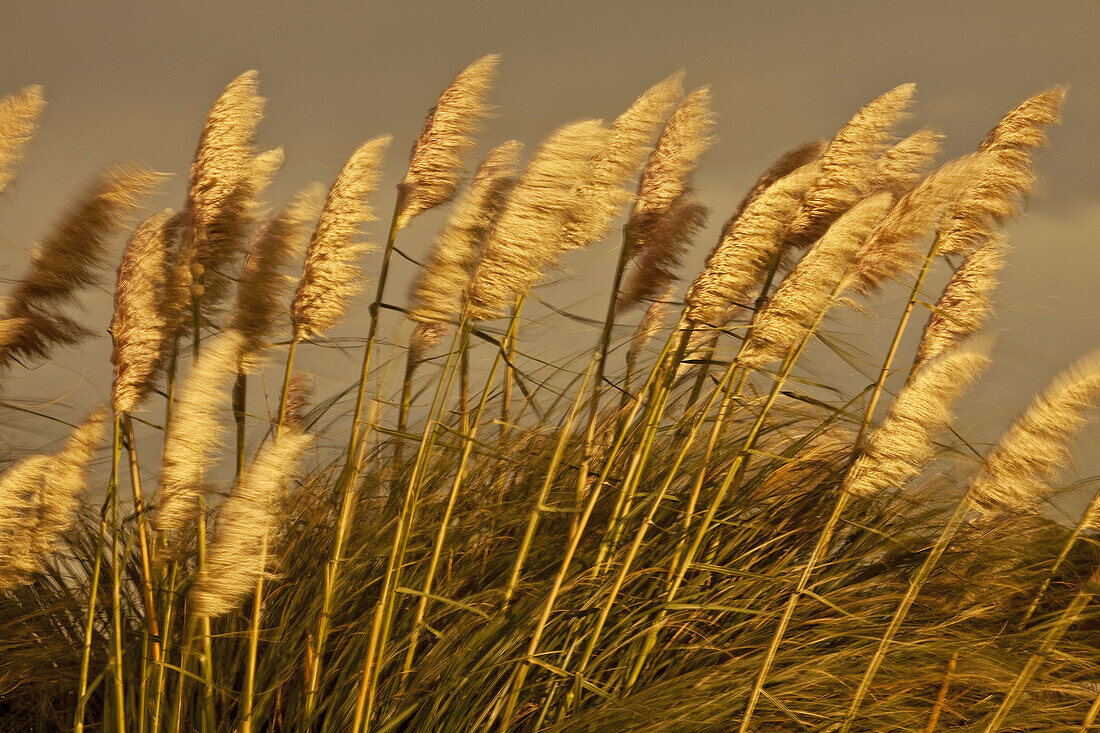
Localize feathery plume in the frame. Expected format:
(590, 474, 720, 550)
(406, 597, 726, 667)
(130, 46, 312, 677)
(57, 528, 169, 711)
(741, 193, 893, 368)
(291, 135, 391, 339)
(968, 349, 1100, 515)
(684, 162, 820, 327)
(850, 153, 982, 295)
(732, 141, 826, 223)
(231, 184, 323, 363)
(845, 346, 989, 498)
(785, 83, 916, 248)
(0, 164, 161, 366)
(408, 141, 522, 358)
(111, 210, 173, 414)
(914, 233, 1006, 367)
(189, 425, 313, 617)
(979, 87, 1066, 154)
(627, 87, 715, 254)
(617, 192, 708, 311)
(0, 85, 45, 194)
(0, 409, 106, 588)
(938, 89, 1064, 258)
(466, 120, 609, 320)
(561, 72, 684, 251)
(395, 54, 499, 230)
(868, 128, 943, 197)
(626, 285, 677, 373)
(178, 70, 267, 318)
(156, 330, 245, 532)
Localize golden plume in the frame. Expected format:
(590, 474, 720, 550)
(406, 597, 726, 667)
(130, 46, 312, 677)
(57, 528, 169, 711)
(868, 128, 942, 197)
(189, 424, 313, 617)
(562, 72, 684, 251)
(732, 141, 826, 223)
(684, 162, 820, 328)
(913, 233, 1006, 367)
(111, 210, 174, 414)
(850, 153, 981, 295)
(231, 184, 323, 363)
(968, 349, 1100, 516)
(979, 86, 1066, 154)
(291, 135, 391, 339)
(466, 120, 609, 320)
(0, 409, 107, 589)
(395, 54, 499, 230)
(741, 192, 893, 368)
(845, 345, 989, 498)
(156, 330, 245, 532)
(408, 141, 522, 359)
(0, 164, 161, 366)
(785, 83, 916, 248)
(0, 85, 45, 194)
(178, 70, 269, 320)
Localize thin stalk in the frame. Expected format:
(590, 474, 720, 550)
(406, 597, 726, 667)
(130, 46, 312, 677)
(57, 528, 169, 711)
(924, 652, 958, 733)
(274, 339, 299, 432)
(854, 235, 942, 451)
(197, 500, 216, 733)
(150, 561, 178, 733)
(1080, 688, 1100, 731)
(121, 414, 161, 665)
(239, 536, 267, 733)
(353, 319, 469, 732)
(500, 304, 516, 438)
(839, 499, 974, 732)
(233, 372, 247, 479)
(502, 358, 598, 606)
(74, 501, 109, 733)
(401, 309, 526, 676)
(305, 199, 401, 718)
(109, 416, 127, 732)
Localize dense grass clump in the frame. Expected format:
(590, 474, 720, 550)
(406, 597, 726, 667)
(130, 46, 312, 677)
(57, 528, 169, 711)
(1, 60, 1097, 732)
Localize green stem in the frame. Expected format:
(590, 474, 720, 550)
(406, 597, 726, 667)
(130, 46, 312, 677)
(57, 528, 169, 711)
(109, 417, 127, 732)
(240, 537, 267, 733)
(74, 500, 109, 733)
(233, 371, 247, 479)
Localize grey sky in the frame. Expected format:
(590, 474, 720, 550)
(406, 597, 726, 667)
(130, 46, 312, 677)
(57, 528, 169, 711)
(2, 1, 1099, 511)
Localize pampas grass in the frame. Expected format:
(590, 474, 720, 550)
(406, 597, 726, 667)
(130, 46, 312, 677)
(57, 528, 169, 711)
(5, 69, 1099, 733)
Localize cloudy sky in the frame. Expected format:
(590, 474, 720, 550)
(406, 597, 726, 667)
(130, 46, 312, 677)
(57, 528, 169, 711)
(2, 1, 1098, 511)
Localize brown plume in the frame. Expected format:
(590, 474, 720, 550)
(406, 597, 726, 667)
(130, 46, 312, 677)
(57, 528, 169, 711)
(914, 233, 1006, 367)
(0, 164, 161, 366)
(0, 409, 107, 589)
(617, 192, 708, 311)
(231, 184, 323, 363)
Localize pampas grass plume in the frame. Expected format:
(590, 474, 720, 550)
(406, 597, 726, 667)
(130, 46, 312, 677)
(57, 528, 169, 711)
(111, 209, 174, 414)
(408, 140, 522, 357)
(466, 120, 609, 320)
(291, 135, 391, 339)
(0, 85, 45, 194)
(189, 424, 313, 617)
(968, 349, 1100, 515)
(845, 345, 989, 498)
(156, 330, 245, 532)
(395, 54, 499, 230)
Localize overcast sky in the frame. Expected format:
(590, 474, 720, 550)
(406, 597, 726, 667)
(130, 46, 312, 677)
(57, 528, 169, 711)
(2, 1, 1098, 512)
